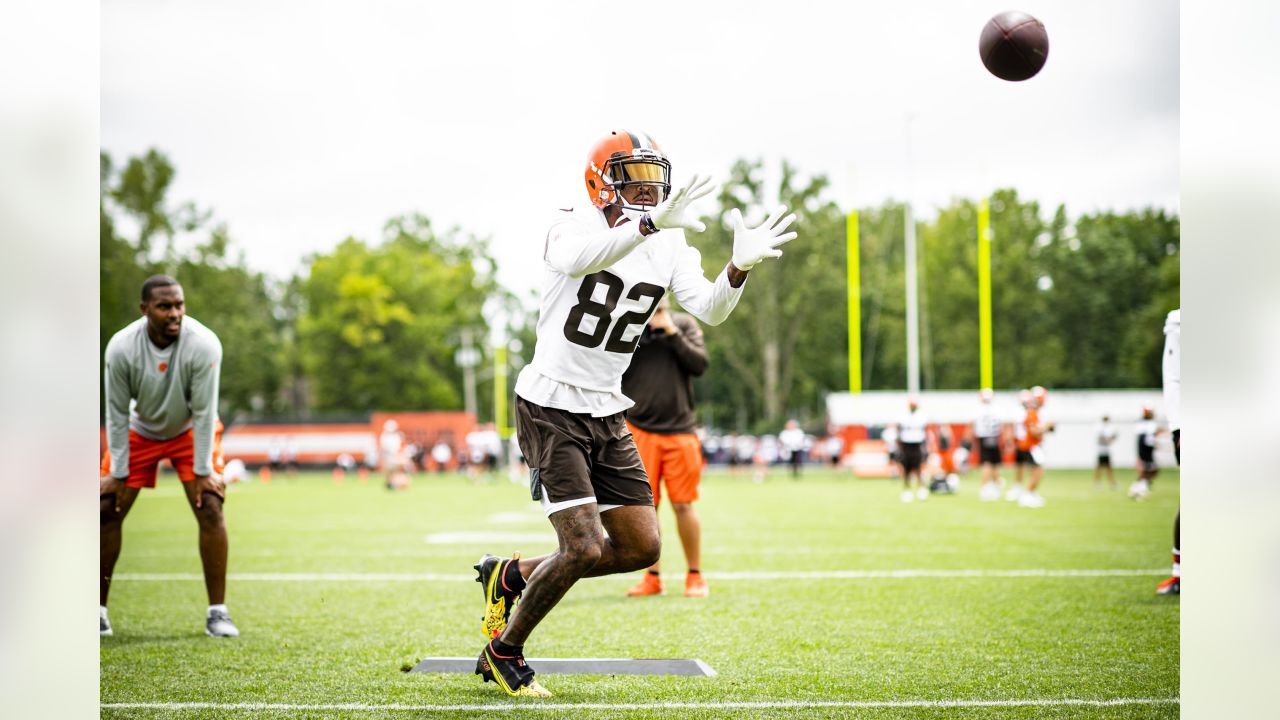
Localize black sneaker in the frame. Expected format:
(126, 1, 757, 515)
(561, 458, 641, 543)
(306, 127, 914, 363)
(475, 641, 551, 697)
(475, 553, 522, 639)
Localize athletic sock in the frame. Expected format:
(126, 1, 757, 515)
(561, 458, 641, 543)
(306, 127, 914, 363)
(100, 605, 108, 618)
(503, 559, 527, 594)
(491, 638, 522, 657)
(1171, 547, 1180, 578)
(648, 570, 660, 577)
(208, 604, 228, 617)
(687, 569, 700, 575)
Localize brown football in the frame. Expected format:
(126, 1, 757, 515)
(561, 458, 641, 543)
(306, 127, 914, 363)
(979, 11, 1049, 81)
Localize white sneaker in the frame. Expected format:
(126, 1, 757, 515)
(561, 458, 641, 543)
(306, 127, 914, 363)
(1004, 485, 1024, 502)
(100, 607, 112, 637)
(979, 483, 1000, 502)
(206, 607, 240, 637)
(1018, 492, 1045, 508)
(916, 486, 929, 501)
(901, 489, 914, 503)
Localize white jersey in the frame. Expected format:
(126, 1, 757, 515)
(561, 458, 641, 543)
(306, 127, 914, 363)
(380, 430, 403, 458)
(779, 428, 806, 452)
(1162, 309, 1180, 431)
(899, 408, 927, 444)
(974, 403, 1001, 441)
(1097, 422, 1118, 453)
(515, 204, 743, 416)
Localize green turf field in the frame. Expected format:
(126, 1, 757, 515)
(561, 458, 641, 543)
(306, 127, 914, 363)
(100, 467, 1178, 719)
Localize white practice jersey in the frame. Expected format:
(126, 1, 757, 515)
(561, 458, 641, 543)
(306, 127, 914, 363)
(380, 430, 403, 457)
(779, 428, 806, 452)
(1136, 419, 1158, 450)
(974, 404, 1001, 440)
(1162, 309, 1180, 431)
(1097, 422, 1118, 453)
(515, 204, 743, 416)
(899, 409, 927, 444)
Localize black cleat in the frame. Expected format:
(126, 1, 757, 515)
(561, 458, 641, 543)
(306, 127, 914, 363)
(475, 640, 551, 697)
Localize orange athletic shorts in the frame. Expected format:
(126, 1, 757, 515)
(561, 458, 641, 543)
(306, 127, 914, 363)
(100, 421, 225, 489)
(627, 421, 702, 506)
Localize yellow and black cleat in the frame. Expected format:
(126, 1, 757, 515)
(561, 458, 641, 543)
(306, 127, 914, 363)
(475, 641, 551, 697)
(475, 553, 521, 640)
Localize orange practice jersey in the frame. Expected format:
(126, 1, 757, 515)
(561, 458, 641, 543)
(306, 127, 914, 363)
(1017, 408, 1042, 451)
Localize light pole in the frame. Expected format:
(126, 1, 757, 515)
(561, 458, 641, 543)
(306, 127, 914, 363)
(904, 112, 921, 396)
(454, 327, 481, 420)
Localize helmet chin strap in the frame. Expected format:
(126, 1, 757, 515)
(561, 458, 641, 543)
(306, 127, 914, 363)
(605, 194, 657, 227)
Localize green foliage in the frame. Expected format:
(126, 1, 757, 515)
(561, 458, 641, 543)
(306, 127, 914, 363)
(692, 169, 1179, 431)
(102, 149, 1177, 430)
(688, 160, 850, 432)
(296, 215, 498, 413)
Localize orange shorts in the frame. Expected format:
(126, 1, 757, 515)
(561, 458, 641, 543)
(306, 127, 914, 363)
(100, 421, 225, 489)
(627, 422, 702, 506)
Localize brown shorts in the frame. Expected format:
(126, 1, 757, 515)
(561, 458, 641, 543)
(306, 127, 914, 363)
(627, 421, 702, 506)
(515, 397, 653, 512)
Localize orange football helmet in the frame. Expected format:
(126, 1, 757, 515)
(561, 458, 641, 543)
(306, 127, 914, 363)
(584, 130, 671, 213)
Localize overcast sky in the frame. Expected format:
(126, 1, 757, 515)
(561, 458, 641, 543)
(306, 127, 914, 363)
(102, 0, 1178, 302)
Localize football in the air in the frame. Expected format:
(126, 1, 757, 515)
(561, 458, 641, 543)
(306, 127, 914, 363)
(978, 11, 1049, 81)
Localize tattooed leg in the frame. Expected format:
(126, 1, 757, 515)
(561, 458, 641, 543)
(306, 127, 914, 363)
(498, 503, 605, 646)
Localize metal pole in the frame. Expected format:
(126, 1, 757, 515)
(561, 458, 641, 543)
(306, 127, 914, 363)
(460, 327, 477, 420)
(904, 113, 920, 395)
(905, 202, 920, 395)
(494, 344, 509, 439)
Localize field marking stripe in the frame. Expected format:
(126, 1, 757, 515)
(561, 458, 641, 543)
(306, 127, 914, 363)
(113, 569, 1167, 582)
(101, 698, 1179, 711)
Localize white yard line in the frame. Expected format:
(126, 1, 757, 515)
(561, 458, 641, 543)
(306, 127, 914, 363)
(113, 568, 1167, 582)
(101, 697, 1179, 712)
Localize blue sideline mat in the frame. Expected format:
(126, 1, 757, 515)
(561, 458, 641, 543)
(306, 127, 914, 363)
(410, 657, 716, 676)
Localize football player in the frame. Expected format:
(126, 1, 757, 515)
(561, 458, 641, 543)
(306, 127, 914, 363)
(974, 388, 1005, 501)
(471, 130, 796, 697)
(1130, 405, 1162, 499)
(898, 397, 928, 502)
(1094, 414, 1118, 491)
(1008, 386, 1054, 508)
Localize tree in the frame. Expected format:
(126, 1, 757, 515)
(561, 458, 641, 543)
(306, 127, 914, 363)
(296, 214, 499, 413)
(100, 149, 286, 422)
(690, 160, 850, 431)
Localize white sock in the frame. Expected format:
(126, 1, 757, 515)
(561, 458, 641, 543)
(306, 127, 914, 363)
(100, 605, 108, 619)
(1172, 547, 1180, 577)
(208, 604, 228, 617)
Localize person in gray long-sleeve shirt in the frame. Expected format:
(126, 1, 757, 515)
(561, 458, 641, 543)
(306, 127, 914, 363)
(620, 296, 712, 598)
(99, 275, 239, 638)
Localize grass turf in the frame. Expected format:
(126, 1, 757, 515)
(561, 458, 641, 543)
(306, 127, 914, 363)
(100, 466, 1178, 718)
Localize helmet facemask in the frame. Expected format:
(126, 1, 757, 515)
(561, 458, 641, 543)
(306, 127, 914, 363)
(603, 153, 671, 224)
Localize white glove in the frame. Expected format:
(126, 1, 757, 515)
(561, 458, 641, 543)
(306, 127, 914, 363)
(650, 174, 716, 233)
(730, 204, 798, 270)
